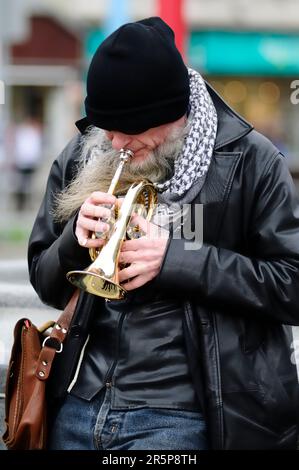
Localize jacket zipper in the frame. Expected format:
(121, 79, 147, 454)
(184, 301, 225, 449)
(184, 301, 200, 353)
(104, 310, 126, 388)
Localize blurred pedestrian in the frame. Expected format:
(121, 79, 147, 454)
(12, 116, 43, 211)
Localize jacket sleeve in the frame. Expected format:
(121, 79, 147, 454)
(28, 138, 90, 310)
(158, 153, 299, 325)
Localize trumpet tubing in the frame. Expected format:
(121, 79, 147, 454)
(66, 149, 157, 300)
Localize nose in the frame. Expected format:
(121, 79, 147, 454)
(108, 131, 132, 151)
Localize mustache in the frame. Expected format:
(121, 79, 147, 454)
(86, 132, 181, 181)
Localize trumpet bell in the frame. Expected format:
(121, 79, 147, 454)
(66, 269, 126, 300)
(67, 179, 157, 300)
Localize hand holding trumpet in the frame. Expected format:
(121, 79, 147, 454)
(75, 194, 169, 291)
(118, 213, 169, 290)
(75, 191, 117, 249)
(68, 148, 162, 298)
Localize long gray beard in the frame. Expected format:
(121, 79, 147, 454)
(53, 122, 189, 223)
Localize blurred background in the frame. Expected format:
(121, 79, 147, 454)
(0, 0, 299, 441)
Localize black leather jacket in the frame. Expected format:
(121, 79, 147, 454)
(28, 85, 299, 449)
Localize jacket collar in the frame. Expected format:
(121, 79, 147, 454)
(205, 82, 253, 150)
(75, 82, 254, 151)
(75, 116, 91, 135)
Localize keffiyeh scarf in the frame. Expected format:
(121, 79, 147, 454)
(156, 68, 218, 197)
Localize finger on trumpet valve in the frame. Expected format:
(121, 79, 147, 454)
(126, 222, 145, 239)
(94, 203, 116, 239)
(95, 217, 115, 239)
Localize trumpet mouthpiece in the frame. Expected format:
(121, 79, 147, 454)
(120, 148, 134, 162)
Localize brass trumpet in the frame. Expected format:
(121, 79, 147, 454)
(66, 149, 157, 300)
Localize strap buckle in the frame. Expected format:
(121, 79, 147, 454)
(42, 336, 63, 353)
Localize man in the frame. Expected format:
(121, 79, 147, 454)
(28, 17, 299, 450)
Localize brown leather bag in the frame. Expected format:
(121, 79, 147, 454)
(2, 290, 79, 450)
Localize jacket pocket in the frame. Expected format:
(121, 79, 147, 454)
(222, 388, 297, 449)
(253, 344, 297, 434)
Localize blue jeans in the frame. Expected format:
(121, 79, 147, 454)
(48, 387, 208, 450)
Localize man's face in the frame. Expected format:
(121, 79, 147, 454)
(105, 115, 186, 163)
(53, 115, 189, 222)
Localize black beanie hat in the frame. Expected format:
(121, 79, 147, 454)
(81, 17, 190, 134)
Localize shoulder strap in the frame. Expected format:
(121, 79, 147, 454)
(35, 289, 80, 381)
(56, 289, 80, 331)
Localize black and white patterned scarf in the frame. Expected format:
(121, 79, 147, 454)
(156, 68, 218, 198)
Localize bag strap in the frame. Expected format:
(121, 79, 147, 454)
(54, 288, 80, 331)
(35, 289, 80, 381)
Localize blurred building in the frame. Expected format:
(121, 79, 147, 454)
(0, 2, 84, 210)
(6, 15, 82, 162)
(41, 0, 299, 180)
